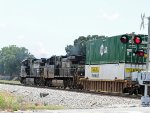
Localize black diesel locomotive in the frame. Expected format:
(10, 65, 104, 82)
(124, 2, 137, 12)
(20, 55, 85, 88)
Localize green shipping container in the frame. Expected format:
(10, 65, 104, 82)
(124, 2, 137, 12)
(86, 34, 148, 65)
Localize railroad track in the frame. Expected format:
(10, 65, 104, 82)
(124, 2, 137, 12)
(0, 81, 141, 99)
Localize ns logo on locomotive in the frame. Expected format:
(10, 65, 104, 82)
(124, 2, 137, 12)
(20, 33, 150, 96)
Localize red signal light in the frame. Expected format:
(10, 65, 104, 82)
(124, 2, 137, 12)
(133, 36, 142, 44)
(120, 35, 129, 43)
(135, 50, 145, 57)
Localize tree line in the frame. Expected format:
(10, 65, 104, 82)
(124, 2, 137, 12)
(0, 45, 34, 76)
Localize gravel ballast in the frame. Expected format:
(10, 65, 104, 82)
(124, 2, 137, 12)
(0, 84, 141, 109)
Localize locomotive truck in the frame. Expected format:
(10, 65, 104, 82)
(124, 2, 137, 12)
(20, 33, 150, 95)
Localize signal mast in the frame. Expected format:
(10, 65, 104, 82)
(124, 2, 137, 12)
(139, 14, 150, 106)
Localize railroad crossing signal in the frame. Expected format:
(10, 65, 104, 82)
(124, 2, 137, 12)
(120, 35, 142, 44)
(135, 49, 145, 57)
(133, 36, 142, 44)
(120, 35, 129, 43)
(120, 34, 145, 57)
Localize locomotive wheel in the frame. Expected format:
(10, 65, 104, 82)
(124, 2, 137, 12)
(34, 78, 45, 86)
(34, 78, 38, 86)
(63, 79, 73, 89)
(128, 88, 134, 95)
(76, 84, 84, 90)
(20, 77, 26, 84)
(63, 80, 68, 89)
(133, 89, 138, 95)
(138, 85, 144, 95)
(39, 78, 45, 86)
(122, 88, 128, 93)
(45, 79, 52, 87)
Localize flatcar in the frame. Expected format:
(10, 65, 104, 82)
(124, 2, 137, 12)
(80, 33, 149, 95)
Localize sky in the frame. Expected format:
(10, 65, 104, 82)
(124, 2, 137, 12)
(0, 0, 150, 58)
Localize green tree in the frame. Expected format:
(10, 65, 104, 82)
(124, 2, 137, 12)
(0, 45, 34, 76)
(65, 35, 107, 56)
(65, 45, 73, 55)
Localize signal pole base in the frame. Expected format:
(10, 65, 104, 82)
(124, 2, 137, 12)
(141, 96, 150, 107)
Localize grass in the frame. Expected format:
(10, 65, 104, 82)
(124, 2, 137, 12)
(0, 80, 64, 111)
(0, 91, 64, 111)
(0, 80, 21, 85)
(25, 104, 64, 110)
(0, 91, 20, 111)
